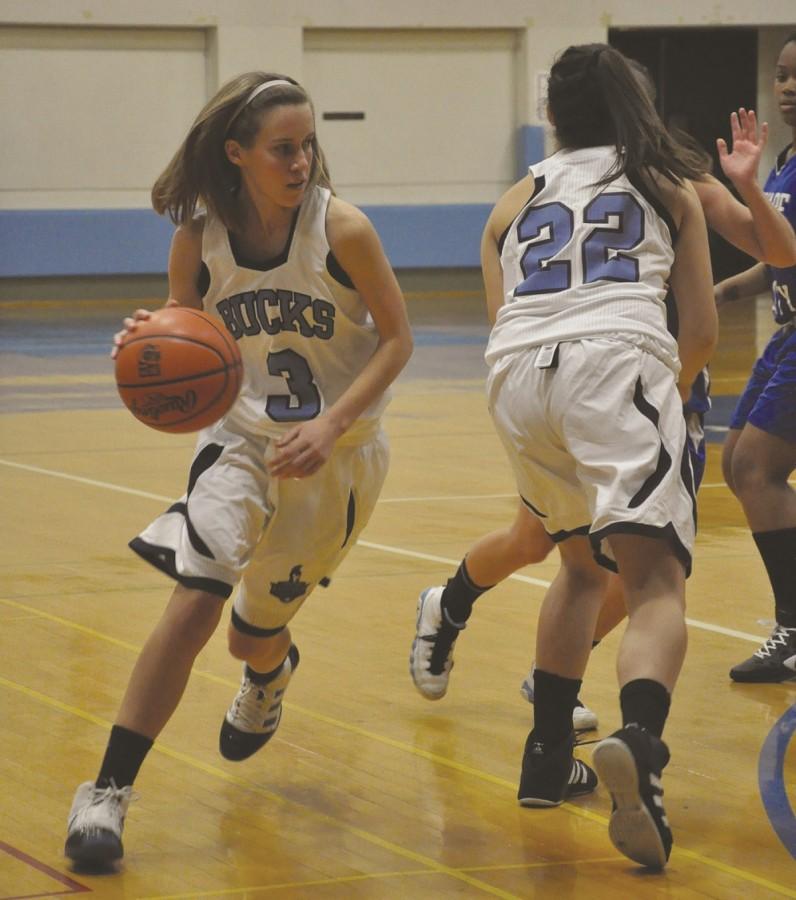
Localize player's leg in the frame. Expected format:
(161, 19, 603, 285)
(592, 575, 626, 642)
(728, 424, 796, 681)
(221, 434, 389, 756)
(592, 533, 686, 869)
(220, 620, 299, 761)
(517, 534, 604, 807)
(66, 423, 269, 866)
(65, 585, 225, 866)
(411, 501, 554, 700)
(579, 343, 692, 869)
(724, 329, 796, 682)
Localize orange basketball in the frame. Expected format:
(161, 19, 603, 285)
(115, 307, 243, 433)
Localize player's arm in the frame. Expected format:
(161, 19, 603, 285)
(268, 198, 412, 478)
(481, 174, 536, 324)
(695, 175, 796, 266)
(166, 218, 205, 309)
(668, 180, 718, 396)
(481, 209, 505, 326)
(699, 108, 796, 266)
(714, 262, 769, 306)
(110, 219, 204, 358)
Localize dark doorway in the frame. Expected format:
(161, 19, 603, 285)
(609, 27, 758, 281)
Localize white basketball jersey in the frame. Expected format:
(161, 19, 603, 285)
(200, 186, 386, 442)
(486, 146, 679, 368)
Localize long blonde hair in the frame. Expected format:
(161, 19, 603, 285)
(152, 72, 333, 231)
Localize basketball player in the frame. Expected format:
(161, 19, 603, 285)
(719, 32, 796, 684)
(410, 98, 796, 725)
(465, 43, 717, 868)
(64, 73, 412, 867)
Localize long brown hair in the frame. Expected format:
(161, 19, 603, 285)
(548, 44, 709, 186)
(626, 57, 714, 180)
(151, 72, 333, 231)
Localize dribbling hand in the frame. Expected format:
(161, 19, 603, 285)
(111, 308, 154, 359)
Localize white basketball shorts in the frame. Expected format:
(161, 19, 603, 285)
(130, 418, 389, 631)
(487, 336, 696, 574)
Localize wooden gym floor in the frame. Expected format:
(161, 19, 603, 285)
(0, 290, 794, 899)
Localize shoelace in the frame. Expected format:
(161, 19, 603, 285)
(87, 781, 135, 806)
(71, 781, 135, 830)
(231, 679, 282, 731)
(755, 626, 796, 659)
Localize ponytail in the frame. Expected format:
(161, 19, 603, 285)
(548, 44, 708, 187)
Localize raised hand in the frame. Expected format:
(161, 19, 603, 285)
(716, 108, 769, 190)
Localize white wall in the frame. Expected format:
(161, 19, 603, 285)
(1, 1, 794, 211)
(303, 30, 517, 204)
(0, 26, 206, 209)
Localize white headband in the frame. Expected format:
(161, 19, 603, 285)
(227, 79, 295, 134)
(242, 79, 294, 107)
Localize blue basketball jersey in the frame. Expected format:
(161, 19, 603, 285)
(763, 147, 796, 324)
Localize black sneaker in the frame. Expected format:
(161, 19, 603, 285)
(517, 731, 598, 807)
(729, 626, 796, 683)
(592, 724, 672, 868)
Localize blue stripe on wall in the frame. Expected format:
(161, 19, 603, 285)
(516, 124, 546, 180)
(0, 204, 493, 277)
(0, 209, 176, 278)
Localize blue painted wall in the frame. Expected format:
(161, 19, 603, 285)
(0, 204, 492, 277)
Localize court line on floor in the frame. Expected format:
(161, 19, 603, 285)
(0, 674, 526, 900)
(1, 638, 794, 897)
(759, 704, 796, 860)
(0, 838, 89, 897)
(137, 858, 624, 900)
(0, 458, 770, 643)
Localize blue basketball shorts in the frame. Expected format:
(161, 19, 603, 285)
(729, 323, 796, 443)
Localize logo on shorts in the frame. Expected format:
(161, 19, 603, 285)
(270, 565, 308, 603)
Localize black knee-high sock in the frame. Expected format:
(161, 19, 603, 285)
(752, 527, 796, 628)
(440, 559, 494, 624)
(532, 669, 581, 746)
(620, 679, 671, 739)
(96, 724, 154, 789)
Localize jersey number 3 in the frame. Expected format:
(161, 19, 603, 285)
(515, 192, 644, 296)
(266, 349, 321, 422)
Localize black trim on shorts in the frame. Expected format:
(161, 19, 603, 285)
(629, 377, 671, 509)
(589, 522, 692, 578)
(230, 606, 286, 638)
(342, 490, 356, 547)
(128, 537, 233, 598)
(168, 501, 215, 559)
(187, 443, 224, 495)
(548, 524, 591, 543)
(520, 495, 547, 518)
(680, 436, 698, 529)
